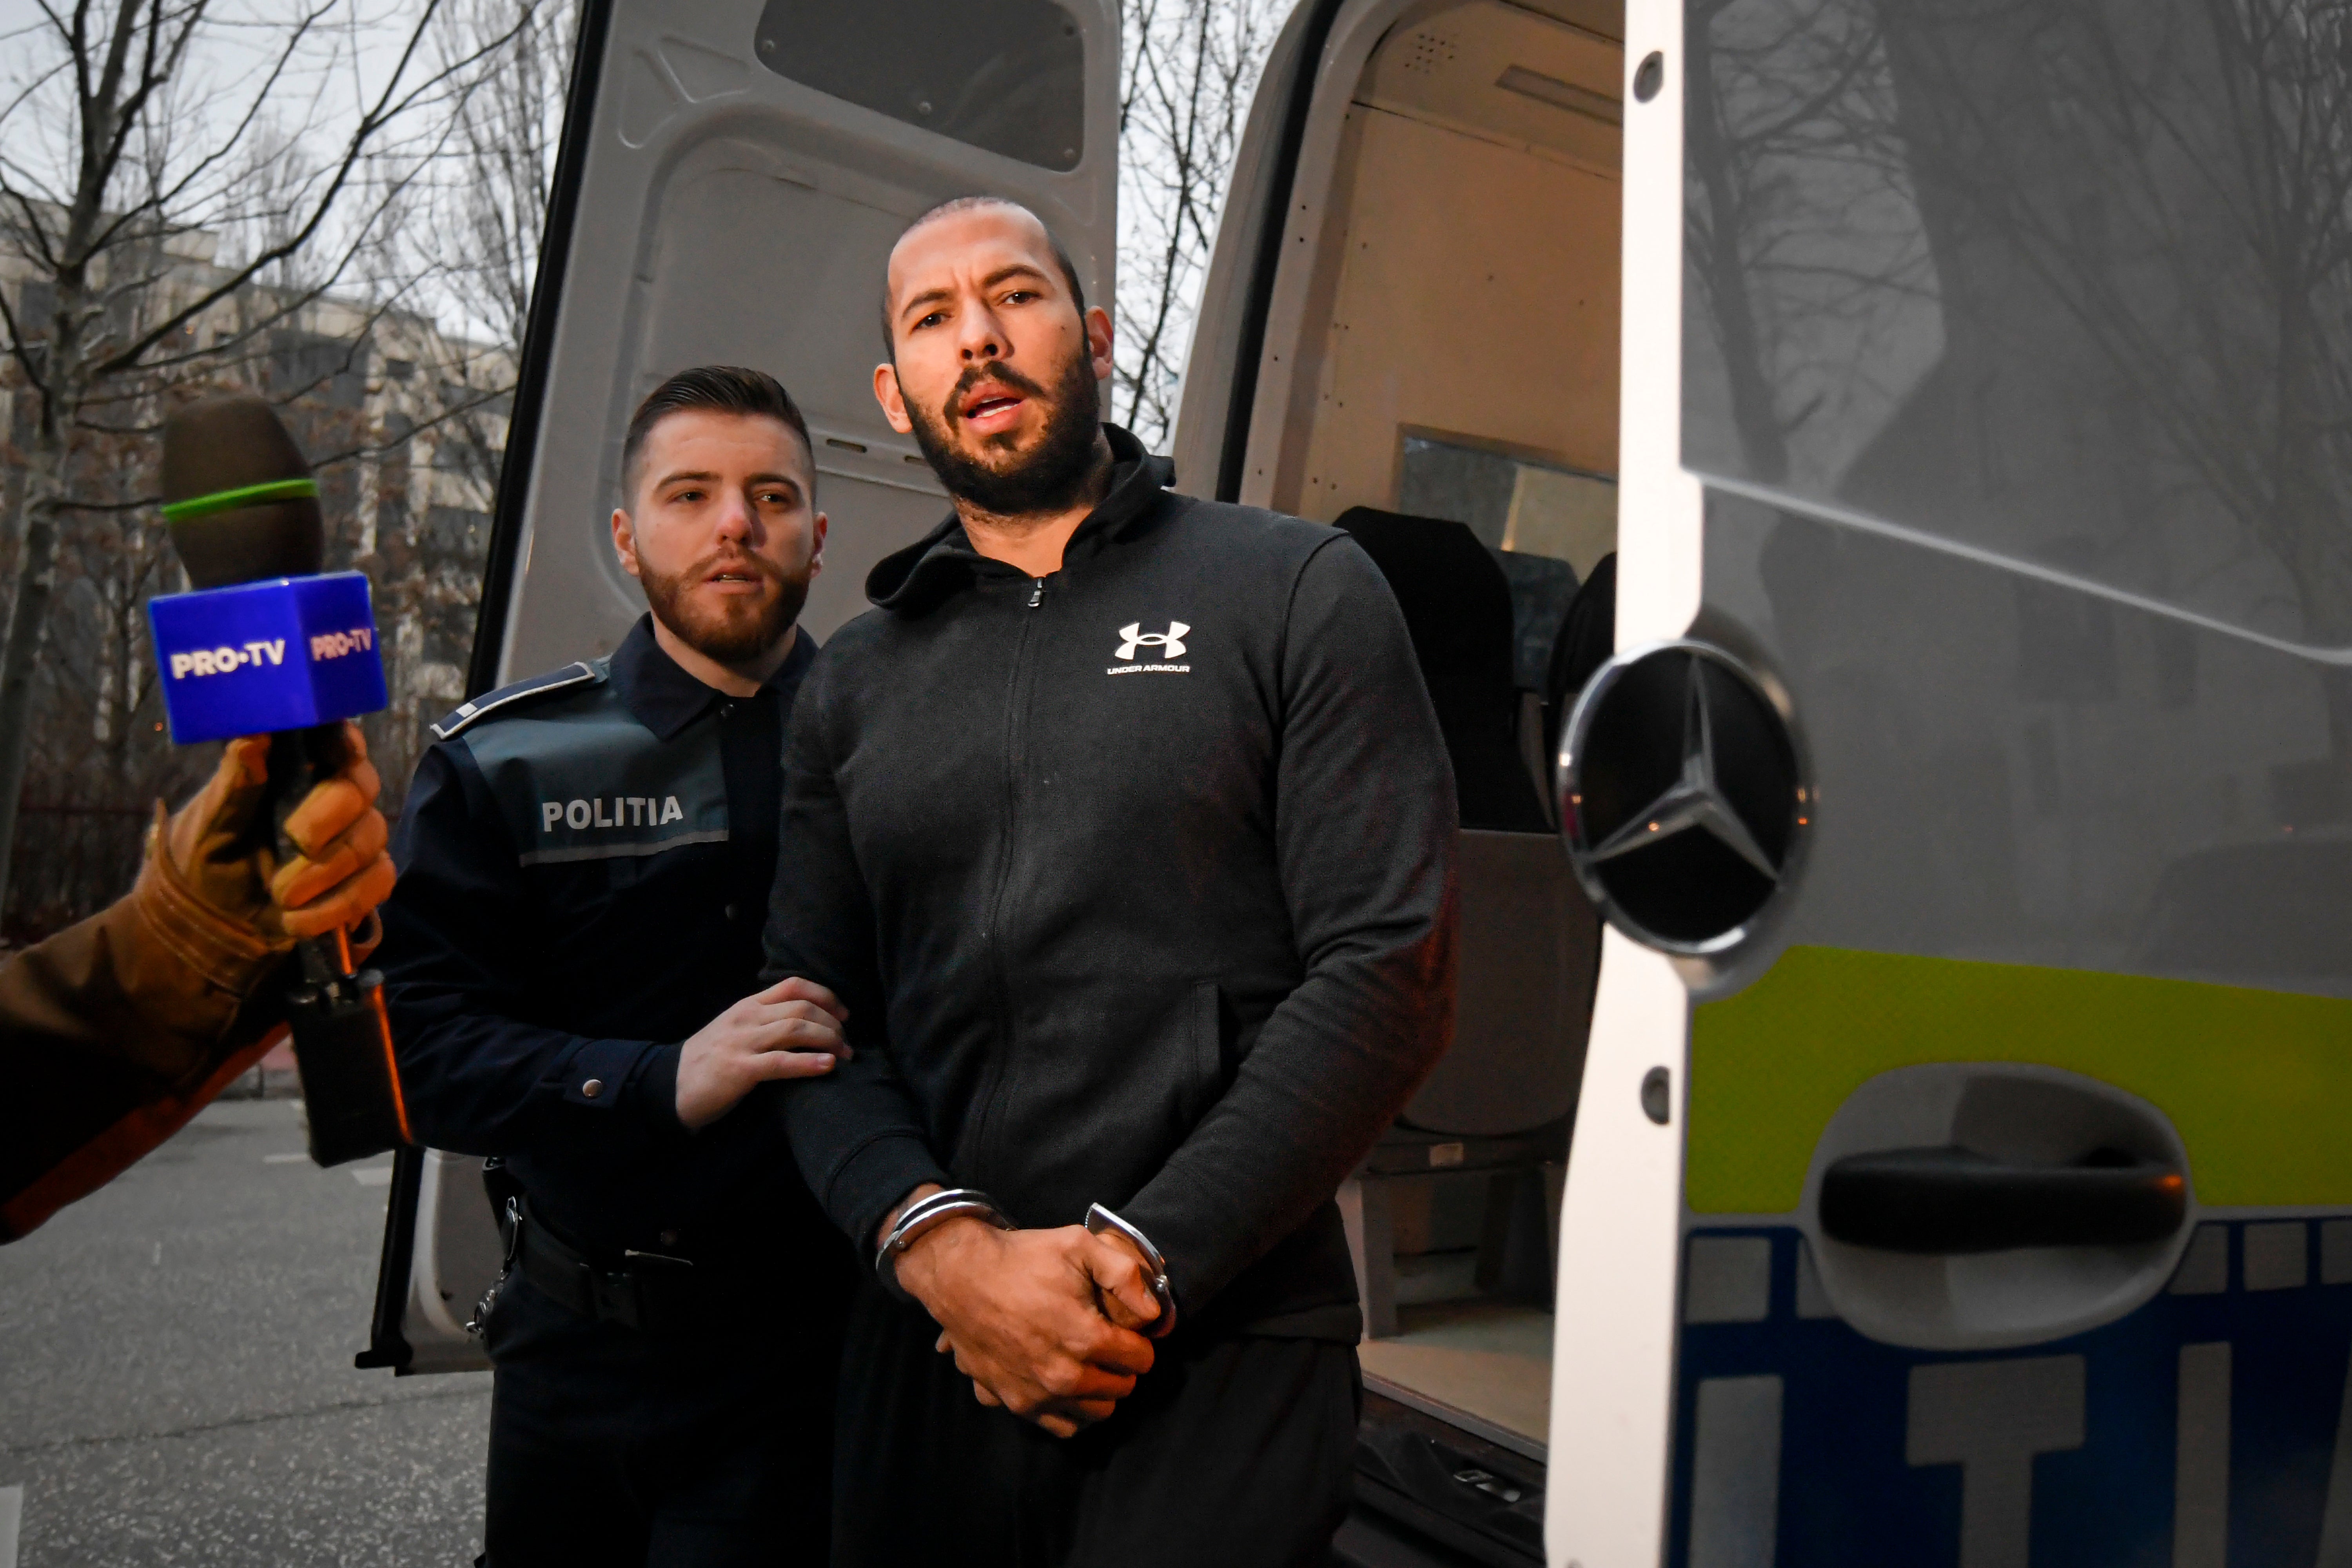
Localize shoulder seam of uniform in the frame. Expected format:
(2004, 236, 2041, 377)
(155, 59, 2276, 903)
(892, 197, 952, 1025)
(430, 661, 603, 740)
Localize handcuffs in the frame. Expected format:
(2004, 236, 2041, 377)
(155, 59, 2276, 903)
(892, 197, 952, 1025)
(872, 1187, 1179, 1338)
(1085, 1202, 1179, 1339)
(873, 1187, 1012, 1304)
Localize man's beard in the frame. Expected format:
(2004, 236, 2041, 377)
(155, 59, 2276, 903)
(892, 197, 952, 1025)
(904, 347, 1103, 517)
(640, 553, 808, 666)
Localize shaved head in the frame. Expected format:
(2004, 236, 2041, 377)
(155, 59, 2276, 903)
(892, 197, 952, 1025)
(880, 196, 1086, 357)
(869, 193, 1114, 521)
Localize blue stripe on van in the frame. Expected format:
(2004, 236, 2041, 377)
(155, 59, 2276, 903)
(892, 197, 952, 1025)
(1666, 1224, 2352, 1567)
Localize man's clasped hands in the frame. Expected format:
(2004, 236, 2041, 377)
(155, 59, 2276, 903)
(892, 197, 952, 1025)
(671, 974, 1163, 1439)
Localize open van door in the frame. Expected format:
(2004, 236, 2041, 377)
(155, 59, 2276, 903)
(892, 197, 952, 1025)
(1175, 0, 1623, 1559)
(360, 0, 1121, 1375)
(1552, 0, 2352, 1564)
(1178, 0, 2352, 1564)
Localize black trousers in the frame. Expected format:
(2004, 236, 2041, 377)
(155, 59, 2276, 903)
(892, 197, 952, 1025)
(832, 1284, 1362, 1568)
(481, 1274, 837, 1568)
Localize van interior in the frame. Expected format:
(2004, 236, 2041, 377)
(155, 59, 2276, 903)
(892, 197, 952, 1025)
(1247, 0, 1624, 1480)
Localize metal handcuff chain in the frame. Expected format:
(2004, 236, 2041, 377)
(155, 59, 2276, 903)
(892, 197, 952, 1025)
(875, 1187, 1013, 1303)
(1087, 1203, 1178, 1339)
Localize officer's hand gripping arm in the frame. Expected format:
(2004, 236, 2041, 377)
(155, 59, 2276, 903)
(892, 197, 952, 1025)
(377, 744, 687, 1155)
(673, 976, 851, 1131)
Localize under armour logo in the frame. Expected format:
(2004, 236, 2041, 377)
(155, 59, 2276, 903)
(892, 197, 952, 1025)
(1115, 621, 1189, 661)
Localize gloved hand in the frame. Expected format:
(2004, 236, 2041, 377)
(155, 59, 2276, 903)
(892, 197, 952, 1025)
(0, 728, 399, 1243)
(158, 724, 396, 949)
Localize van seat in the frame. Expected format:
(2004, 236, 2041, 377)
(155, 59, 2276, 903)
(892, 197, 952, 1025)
(1401, 830, 1597, 1138)
(1541, 550, 1617, 774)
(1345, 828, 1602, 1338)
(1335, 508, 1550, 833)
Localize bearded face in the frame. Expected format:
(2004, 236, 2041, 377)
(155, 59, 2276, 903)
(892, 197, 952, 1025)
(616, 408, 822, 673)
(902, 337, 1104, 517)
(637, 543, 810, 665)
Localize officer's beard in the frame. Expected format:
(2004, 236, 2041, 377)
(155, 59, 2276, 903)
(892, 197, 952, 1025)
(904, 347, 1105, 518)
(639, 551, 809, 667)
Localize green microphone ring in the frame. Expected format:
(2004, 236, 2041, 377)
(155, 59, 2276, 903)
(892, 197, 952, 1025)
(161, 476, 320, 524)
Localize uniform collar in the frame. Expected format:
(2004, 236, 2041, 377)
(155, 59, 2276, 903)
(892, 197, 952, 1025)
(864, 424, 1176, 618)
(608, 613, 816, 742)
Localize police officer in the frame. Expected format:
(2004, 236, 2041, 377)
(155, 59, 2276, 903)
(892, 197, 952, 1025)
(377, 367, 851, 1568)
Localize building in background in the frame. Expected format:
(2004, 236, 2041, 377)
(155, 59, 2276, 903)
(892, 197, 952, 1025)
(0, 225, 511, 938)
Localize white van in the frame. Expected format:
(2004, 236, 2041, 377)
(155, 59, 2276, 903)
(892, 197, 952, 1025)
(363, 1, 2352, 1563)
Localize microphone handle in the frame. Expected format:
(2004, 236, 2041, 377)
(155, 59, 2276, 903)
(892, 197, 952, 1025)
(261, 724, 351, 995)
(262, 722, 352, 862)
(262, 722, 412, 1166)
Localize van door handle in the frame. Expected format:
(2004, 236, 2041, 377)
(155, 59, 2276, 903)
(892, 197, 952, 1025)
(1818, 1145, 2187, 1254)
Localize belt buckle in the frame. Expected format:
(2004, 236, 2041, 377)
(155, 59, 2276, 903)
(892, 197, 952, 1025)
(591, 1268, 643, 1330)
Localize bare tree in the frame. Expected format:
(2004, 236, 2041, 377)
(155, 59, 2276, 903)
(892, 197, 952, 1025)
(1871, 0, 2352, 654)
(428, 0, 573, 355)
(346, 0, 572, 804)
(1686, 0, 1929, 489)
(421, 0, 570, 512)
(0, 0, 530, 913)
(1115, 0, 1285, 449)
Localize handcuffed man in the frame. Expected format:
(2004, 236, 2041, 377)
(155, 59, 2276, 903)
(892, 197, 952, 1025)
(764, 198, 1459, 1565)
(378, 367, 851, 1566)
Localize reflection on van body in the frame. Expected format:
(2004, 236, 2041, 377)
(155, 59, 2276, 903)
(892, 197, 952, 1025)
(1686, 0, 2352, 986)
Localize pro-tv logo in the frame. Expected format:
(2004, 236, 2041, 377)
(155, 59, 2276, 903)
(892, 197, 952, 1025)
(166, 624, 375, 681)
(169, 638, 289, 679)
(1109, 621, 1190, 675)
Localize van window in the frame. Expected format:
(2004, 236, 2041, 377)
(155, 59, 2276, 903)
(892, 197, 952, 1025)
(1401, 434, 1615, 569)
(1682, 0, 2352, 649)
(752, 0, 1085, 171)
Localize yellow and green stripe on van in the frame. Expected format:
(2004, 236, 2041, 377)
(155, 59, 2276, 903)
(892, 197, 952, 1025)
(1686, 946, 2352, 1214)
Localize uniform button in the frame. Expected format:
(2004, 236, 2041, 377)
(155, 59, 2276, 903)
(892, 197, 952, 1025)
(581, 1078, 604, 1099)
(724, 902, 738, 921)
(719, 701, 735, 717)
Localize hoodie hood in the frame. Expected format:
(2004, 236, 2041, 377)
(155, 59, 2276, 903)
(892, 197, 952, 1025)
(865, 424, 1176, 617)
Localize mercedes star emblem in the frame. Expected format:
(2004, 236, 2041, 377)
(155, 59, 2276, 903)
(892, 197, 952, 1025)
(1558, 640, 1806, 954)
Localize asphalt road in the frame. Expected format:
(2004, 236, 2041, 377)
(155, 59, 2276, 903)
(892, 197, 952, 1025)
(0, 1099, 492, 1566)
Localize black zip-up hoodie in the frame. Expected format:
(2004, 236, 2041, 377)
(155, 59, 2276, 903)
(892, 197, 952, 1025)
(763, 426, 1457, 1335)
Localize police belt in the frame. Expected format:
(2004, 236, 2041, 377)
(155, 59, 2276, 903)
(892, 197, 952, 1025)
(508, 1202, 762, 1333)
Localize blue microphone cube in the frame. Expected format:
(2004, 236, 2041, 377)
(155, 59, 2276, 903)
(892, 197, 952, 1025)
(148, 572, 390, 744)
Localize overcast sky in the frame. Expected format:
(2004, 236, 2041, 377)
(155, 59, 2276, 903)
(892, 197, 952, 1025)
(0, 0, 453, 251)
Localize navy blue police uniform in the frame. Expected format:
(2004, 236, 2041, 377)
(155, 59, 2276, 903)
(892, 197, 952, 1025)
(378, 613, 848, 1568)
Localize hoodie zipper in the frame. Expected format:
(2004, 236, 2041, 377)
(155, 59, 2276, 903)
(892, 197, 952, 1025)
(967, 575, 1048, 1188)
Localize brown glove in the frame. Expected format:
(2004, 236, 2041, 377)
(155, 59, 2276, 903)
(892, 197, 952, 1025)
(266, 730, 394, 945)
(152, 723, 396, 956)
(0, 726, 395, 1243)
